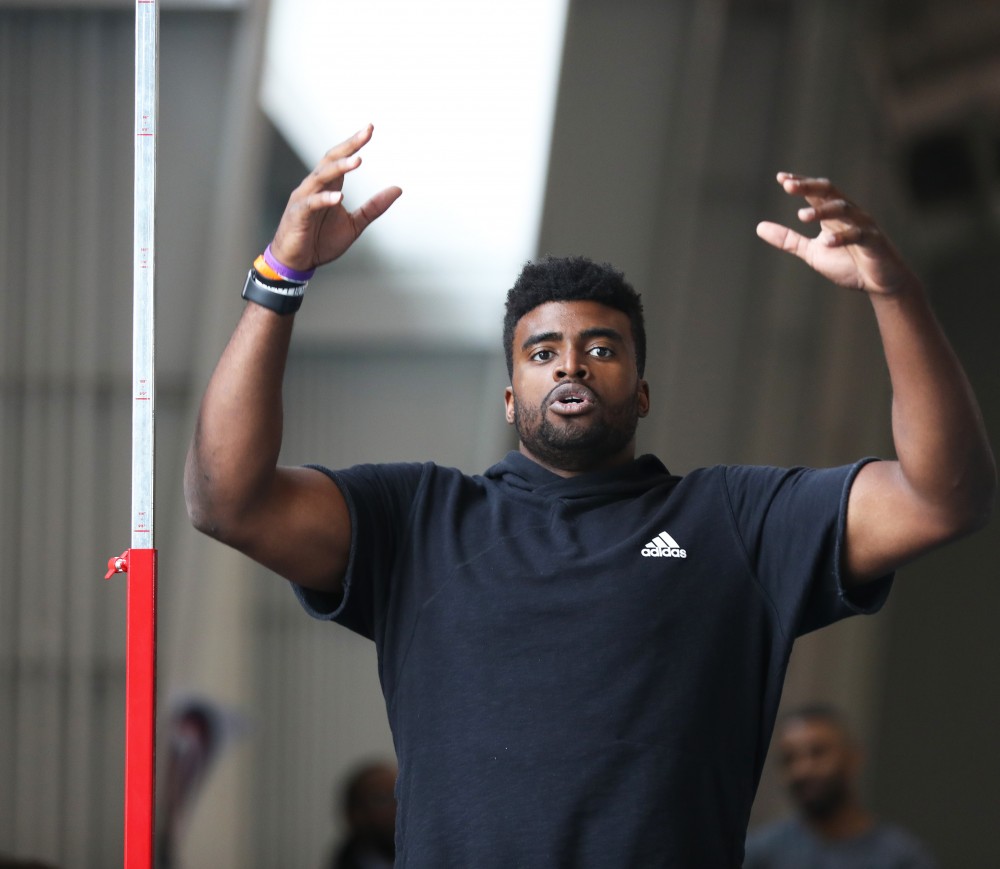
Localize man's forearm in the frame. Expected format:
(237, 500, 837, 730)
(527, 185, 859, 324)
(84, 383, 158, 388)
(872, 279, 995, 533)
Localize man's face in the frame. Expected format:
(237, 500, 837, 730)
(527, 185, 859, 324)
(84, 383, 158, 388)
(504, 300, 649, 476)
(778, 718, 860, 820)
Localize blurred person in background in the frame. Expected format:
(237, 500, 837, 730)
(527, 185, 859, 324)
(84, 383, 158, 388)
(745, 705, 937, 868)
(329, 760, 397, 869)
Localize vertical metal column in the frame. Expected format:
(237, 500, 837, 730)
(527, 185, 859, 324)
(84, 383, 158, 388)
(107, 1, 158, 867)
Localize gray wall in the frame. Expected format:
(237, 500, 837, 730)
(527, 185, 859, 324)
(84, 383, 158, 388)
(1, 1, 997, 867)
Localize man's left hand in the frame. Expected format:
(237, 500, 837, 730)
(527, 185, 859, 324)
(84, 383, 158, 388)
(756, 173, 918, 296)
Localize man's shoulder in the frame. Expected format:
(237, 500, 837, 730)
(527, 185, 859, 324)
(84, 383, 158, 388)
(315, 459, 475, 486)
(867, 822, 938, 866)
(745, 818, 938, 869)
(745, 816, 808, 848)
(743, 818, 812, 869)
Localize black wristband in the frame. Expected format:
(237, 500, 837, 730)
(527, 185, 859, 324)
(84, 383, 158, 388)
(241, 268, 304, 315)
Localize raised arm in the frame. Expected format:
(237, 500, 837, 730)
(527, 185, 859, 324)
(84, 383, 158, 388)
(184, 125, 402, 593)
(757, 173, 995, 583)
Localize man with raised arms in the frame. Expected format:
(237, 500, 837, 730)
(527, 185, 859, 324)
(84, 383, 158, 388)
(185, 125, 994, 867)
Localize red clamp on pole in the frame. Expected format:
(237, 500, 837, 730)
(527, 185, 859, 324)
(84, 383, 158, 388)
(106, 550, 130, 580)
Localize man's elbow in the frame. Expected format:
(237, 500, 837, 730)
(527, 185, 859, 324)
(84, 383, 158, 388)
(186, 499, 221, 540)
(942, 471, 996, 541)
(965, 483, 996, 535)
(184, 464, 239, 545)
(969, 454, 998, 529)
(185, 495, 255, 551)
(185, 485, 226, 541)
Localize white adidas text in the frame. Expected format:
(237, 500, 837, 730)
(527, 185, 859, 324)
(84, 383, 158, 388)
(641, 531, 688, 559)
(641, 547, 687, 558)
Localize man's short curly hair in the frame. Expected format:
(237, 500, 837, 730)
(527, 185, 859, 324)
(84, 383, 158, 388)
(503, 256, 646, 379)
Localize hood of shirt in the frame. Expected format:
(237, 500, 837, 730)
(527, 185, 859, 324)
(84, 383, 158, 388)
(484, 450, 678, 503)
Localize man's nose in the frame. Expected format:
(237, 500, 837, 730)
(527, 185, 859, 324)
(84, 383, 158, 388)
(555, 350, 588, 380)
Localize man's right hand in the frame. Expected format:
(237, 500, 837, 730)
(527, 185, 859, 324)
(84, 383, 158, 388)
(269, 124, 402, 273)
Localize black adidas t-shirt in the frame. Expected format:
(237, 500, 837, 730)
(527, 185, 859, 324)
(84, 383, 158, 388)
(295, 452, 892, 868)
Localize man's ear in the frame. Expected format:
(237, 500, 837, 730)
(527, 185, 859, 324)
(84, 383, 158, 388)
(637, 380, 650, 418)
(504, 386, 515, 424)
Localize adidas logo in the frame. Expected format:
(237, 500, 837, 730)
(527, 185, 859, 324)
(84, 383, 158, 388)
(641, 531, 687, 558)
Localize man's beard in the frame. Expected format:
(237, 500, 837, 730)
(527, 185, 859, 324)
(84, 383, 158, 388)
(791, 775, 850, 821)
(512, 388, 640, 473)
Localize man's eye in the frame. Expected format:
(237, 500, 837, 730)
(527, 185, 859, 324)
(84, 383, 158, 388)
(531, 349, 554, 361)
(589, 346, 613, 358)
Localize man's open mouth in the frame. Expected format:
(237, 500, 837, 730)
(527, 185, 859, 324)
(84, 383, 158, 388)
(548, 383, 596, 414)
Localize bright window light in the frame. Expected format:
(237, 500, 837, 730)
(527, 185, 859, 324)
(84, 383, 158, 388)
(261, 0, 569, 300)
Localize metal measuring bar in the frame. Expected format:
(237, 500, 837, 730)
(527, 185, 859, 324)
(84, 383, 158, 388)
(106, 1, 159, 866)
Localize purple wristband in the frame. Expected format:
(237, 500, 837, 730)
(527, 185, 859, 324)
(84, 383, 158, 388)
(264, 244, 316, 282)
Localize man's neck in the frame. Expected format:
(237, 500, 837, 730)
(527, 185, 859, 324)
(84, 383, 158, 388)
(517, 443, 637, 478)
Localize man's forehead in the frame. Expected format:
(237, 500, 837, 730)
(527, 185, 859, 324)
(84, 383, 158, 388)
(515, 300, 631, 338)
(780, 718, 846, 746)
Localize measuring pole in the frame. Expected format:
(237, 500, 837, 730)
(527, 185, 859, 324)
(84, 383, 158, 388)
(106, 1, 159, 867)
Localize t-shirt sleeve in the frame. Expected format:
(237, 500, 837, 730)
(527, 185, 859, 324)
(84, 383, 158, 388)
(723, 458, 893, 637)
(292, 461, 427, 640)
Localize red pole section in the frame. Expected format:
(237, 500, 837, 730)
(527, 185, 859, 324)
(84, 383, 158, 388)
(124, 548, 157, 868)
(105, 546, 158, 868)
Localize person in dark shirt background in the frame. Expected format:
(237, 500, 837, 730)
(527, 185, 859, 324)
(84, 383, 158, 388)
(745, 705, 937, 868)
(329, 760, 397, 869)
